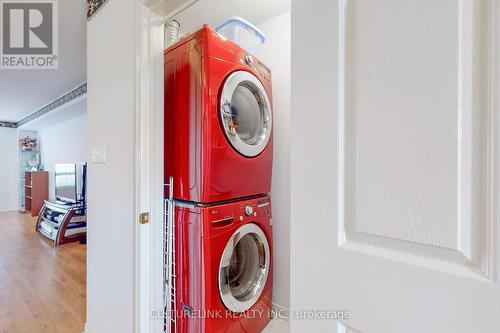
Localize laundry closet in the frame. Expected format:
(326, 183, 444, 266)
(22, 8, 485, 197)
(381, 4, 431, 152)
(162, 1, 290, 332)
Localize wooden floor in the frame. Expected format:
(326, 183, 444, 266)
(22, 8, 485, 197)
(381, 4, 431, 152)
(0, 211, 86, 333)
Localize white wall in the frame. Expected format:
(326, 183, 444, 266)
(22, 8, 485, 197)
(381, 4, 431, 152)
(86, 0, 137, 332)
(0, 127, 18, 212)
(290, 0, 340, 330)
(39, 110, 87, 199)
(258, 11, 291, 311)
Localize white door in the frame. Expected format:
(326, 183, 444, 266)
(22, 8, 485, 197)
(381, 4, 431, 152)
(291, 1, 500, 332)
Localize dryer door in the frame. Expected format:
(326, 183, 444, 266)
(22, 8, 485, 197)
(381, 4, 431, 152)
(220, 71, 272, 157)
(218, 223, 270, 313)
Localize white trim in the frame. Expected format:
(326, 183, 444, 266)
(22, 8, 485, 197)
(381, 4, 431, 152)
(135, 3, 144, 332)
(149, 18, 166, 333)
(487, 0, 500, 285)
(135, 1, 199, 333)
(135, 2, 166, 333)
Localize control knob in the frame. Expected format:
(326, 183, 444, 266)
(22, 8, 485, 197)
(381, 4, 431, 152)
(244, 55, 254, 66)
(244, 205, 253, 216)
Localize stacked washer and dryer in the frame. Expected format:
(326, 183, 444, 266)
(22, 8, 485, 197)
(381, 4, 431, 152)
(164, 25, 274, 333)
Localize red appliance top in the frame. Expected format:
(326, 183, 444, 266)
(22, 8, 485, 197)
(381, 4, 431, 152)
(164, 25, 274, 203)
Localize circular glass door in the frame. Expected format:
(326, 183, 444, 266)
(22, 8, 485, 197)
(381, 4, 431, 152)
(220, 71, 272, 157)
(218, 223, 270, 313)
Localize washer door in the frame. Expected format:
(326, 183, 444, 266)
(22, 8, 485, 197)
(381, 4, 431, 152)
(218, 223, 270, 313)
(220, 71, 272, 157)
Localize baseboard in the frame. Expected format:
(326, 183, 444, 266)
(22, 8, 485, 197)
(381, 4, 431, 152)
(272, 303, 290, 322)
(0, 209, 18, 213)
(82, 322, 92, 333)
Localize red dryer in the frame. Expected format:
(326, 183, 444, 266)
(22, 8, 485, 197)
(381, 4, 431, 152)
(164, 26, 273, 204)
(171, 196, 273, 333)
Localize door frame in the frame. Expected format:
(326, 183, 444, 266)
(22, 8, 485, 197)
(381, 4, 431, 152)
(134, 1, 198, 333)
(134, 3, 165, 333)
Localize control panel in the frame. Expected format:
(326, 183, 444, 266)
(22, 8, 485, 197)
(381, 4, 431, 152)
(209, 197, 271, 227)
(240, 53, 271, 86)
(236, 198, 271, 221)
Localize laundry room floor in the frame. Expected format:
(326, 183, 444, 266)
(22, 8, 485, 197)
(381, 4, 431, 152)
(263, 319, 290, 333)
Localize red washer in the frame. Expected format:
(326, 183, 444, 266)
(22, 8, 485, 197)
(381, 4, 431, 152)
(164, 26, 273, 203)
(171, 196, 273, 333)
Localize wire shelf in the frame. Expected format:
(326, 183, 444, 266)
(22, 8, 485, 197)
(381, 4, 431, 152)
(163, 177, 177, 333)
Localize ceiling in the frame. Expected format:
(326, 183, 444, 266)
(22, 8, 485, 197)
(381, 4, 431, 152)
(0, 1, 86, 123)
(174, 0, 290, 35)
(19, 97, 86, 131)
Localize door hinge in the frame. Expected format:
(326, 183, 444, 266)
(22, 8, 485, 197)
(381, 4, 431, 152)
(139, 212, 150, 224)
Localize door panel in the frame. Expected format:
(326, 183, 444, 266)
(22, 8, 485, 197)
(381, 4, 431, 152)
(291, 0, 500, 332)
(342, 0, 489, 273)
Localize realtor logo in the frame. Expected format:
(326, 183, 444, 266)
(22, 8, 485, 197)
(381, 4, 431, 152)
(1, 0, 58, 69)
